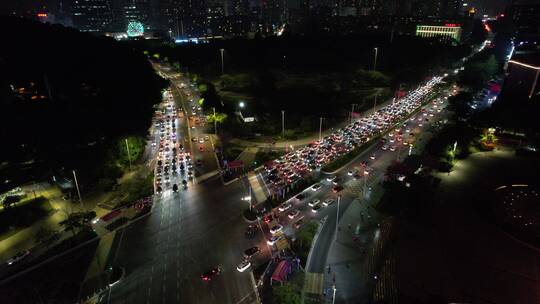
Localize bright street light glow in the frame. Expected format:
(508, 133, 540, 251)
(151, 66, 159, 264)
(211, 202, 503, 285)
(508, 60, 540, 70)
(239, 101, 245, 108)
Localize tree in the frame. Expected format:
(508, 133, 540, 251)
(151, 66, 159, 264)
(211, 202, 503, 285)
(273, 283, 302, 304)
(2, 195, 21, 209)
(297, 220, 318, 248)
(207, 112, 228, 124)
(447, 92, 473, 120)
(34, 227, 59, 248)
(59, 212, 86, 237)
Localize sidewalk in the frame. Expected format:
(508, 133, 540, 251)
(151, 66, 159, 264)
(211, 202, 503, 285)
(321, 184, 387, 303)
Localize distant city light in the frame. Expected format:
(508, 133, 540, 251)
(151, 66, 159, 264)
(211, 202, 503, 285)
(127, 21, 144, 37)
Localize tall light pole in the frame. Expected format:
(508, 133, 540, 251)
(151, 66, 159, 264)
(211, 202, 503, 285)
(373, 93, 378, 114)
(508, 60, 540, 99)
(125, 138, 132, 170)
(335, 195, 341, 242)
(213, 107, 217, 135)
(72, 170, 83, 210)
(349, 104, 356, 123)
(248, 185, 252, 211)
(319, 117, 323, 141)
(220, 48, 225, 75)
(281, 110, 285, 139)
(373, 47, 378, 71)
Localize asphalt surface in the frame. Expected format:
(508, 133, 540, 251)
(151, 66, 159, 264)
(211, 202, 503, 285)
(156, 65, 219, 176)
(107, 72, 451, 304)
(107, 177, 265, 304)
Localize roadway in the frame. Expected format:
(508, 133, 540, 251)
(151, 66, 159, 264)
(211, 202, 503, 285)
(106, 81, 265, 304)
(154, 64, 219, 178)
(106, 176, 265, 304)
(107, 72, 450, 304)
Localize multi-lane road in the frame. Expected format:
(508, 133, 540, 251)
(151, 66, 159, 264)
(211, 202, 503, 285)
(106, 70, 451, 304)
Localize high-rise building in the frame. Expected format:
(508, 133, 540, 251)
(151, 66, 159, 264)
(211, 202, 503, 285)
(71, 0, 114, 32)
(262, 0, 286, 26)
(231, 0, 250, 16)
(505, 1, 540, 39)
(206, 2, 225, 35)
(122, 0, 152, 29)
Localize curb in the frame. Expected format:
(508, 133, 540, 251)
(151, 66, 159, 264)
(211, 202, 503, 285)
(321, 140, 381, 175)
(305, 216, 328, 272)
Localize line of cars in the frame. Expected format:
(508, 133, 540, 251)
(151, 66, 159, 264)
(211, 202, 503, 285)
(263, 77, 444, 193)
(154, 91, 195, 194)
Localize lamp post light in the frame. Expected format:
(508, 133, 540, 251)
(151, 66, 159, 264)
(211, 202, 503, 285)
(72, 170, 83, 210)
(319, 117, 323, 141)
(373, 47, 378, 71)
(125, 138, 132, 170)
(213, 107, 217, 135)
(373, 93, 378, 114)
(281, 110, 285, 139)
(219, 48, 225, 75)
(239, 101, 245, 109)
(335, 195, 341, 242)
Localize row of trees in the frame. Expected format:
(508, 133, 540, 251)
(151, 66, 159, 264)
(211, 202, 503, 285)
(0, 16, 168, 193)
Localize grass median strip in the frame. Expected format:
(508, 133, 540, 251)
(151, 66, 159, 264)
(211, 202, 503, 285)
(322, 137, 380, 173)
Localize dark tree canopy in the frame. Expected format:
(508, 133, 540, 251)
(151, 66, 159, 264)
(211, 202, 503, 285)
(0, 16, 167, 163)
(0, 17, 167, 191)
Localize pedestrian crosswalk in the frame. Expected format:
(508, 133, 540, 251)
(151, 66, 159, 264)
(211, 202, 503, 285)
(248, 171, 269, 204)
(304, 272, 324, 295)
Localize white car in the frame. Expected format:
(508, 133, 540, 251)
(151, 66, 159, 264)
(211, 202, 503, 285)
(381, 145, 388, 151)
(389, 146, 396, 152)
(198, 138, 204, 143)
(278, 203, 292, 212)
(308, 199, 321, 207)
(326, 176, 336, 182)
(270, 224, 284, 235)
(288, 210, 300, 219)
(237, 260, 251, 272)
(267, 235, 282, 246)
(311, 184, 322, 191)
(322, 198, 335, 207)
(347, 169, 357, 176)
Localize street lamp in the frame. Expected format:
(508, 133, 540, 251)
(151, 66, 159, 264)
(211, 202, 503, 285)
(335, 195, 341, 242)
(319, 117, 324, 141)
(213, 107, 217, 135)
(239, 101, 245, 108)
(220, 48, 225, 75)
(72, 170, 84, 210)
(373, 47, 378, 71)
(281, 110, 285, 139)
(508, 60, 540, 99)
(125, 138, 132, 170)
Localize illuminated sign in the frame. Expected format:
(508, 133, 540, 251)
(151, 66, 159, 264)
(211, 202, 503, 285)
(37, 13, 48, 17)
(416, 25, 462, 42)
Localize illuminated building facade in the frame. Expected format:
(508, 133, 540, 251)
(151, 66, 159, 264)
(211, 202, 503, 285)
(71, 0, 113, 32)
(416, 23, 462, 42)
